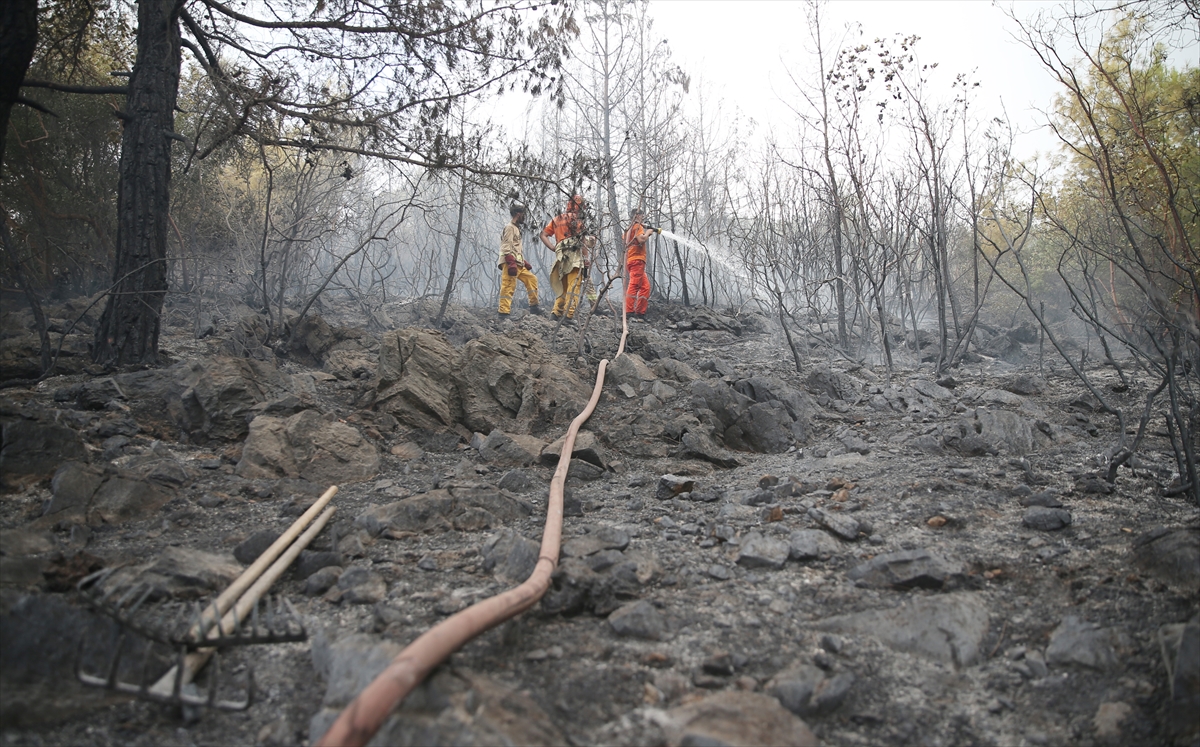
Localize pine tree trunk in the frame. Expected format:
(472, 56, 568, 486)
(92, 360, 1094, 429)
(0, 0, 37, 175)
(93, 0, 181, 366)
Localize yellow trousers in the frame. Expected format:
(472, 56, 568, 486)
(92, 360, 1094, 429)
(552, 267, 582, 318)
(499, 267, 538, 314)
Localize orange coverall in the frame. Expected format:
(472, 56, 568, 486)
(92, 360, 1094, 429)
(623, 220, 650, 316)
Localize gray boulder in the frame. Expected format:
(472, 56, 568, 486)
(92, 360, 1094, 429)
(1046, 616, 1123, 670)
(1, 420, 88, 489)
(976, 409, 1034, 456)
(283, 313, 338, 365)
(788, 530, 841, 561)
(0, 594, 122, 727)
(45, 462, 104, 520)
(808, 508, 861, 541)
(735, 376, 817, 433)
(656, 474, 696, 500)
(676, 430, 741, 468)
(308, 633, 406, 743)
(697, 357, 737, 377)
(478, 430, 543, 467)
(337, 567, 387, 605)
(375, 328, 462, 429)
(454, 331, 590, 435)
(540, 429, 607, 470)
(356, 484, 531, 536)
(608, 600, 667, 640)
(805, 366, 859, 401)
(816, 593, 990, 666)
(370, 671, 566, 747)
(166, 355, 295, 443)
(910, 378, 955, 401)
(652, 358, 702, 383)
(691, 380, 803, 454)
(737, 532, 791, 570)
(1004, 374, 1045, 395)
(1132, 525, 1200, 595)
(847, 548, 963, 589)
(480, 528, 540, 583)
(727, 400, 802, 453)
(236, 410, 380, 484)
(608, 352, 657, 392)
(770, 664, 855, 717)
(1023, 506, 1073, 531)
(663, 691, 819, 747)
(562, 527, 630, 558)
(90, 475, 173, 525)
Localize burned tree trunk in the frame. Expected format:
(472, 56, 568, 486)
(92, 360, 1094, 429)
(0, 0, 38, 174)
(93, 0, 181, 366)
(436, 170, 469, 326)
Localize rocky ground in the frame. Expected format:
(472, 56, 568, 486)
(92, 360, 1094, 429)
(0, 295, 1197, 747)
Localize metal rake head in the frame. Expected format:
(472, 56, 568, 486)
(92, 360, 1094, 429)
(77, 567, 307, 649)
(181, 593, 307, 648)
(75, 632, 255, 710)
(74, 565, 306, 712)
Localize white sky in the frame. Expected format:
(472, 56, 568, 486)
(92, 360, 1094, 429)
(646, 0, 1191, 160)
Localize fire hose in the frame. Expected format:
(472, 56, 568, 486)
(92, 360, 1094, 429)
(316, 306, 637, 747)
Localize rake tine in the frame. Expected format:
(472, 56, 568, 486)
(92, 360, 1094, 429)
(244, 663, 255, 708)
(94, 574, 125, 607)
(73, 635, 87, 681)
(199, 598, 224, 640)
(207, 652, 220, 707)
(186, 601, 206, 646)
(172, 644, 187, 699)
(265, 595, 274, 636)
(106, 632, 127, 687)
(138, 642, 154, 695)
(114, 583, 145, 617)
(251, 596, 260, 640)
(78, 566, 117, 593)
(195, 600, 219, 644)
(152, 599, 170, 639)
(127, 584, 156, 618)
(283, 597, 303, 637)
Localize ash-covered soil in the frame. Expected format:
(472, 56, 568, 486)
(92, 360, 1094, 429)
(1, 297, 1197, 747)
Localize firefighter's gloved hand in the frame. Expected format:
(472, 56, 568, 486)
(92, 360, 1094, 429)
(505, 256, 519, 276)
(523, 261, 533, 271)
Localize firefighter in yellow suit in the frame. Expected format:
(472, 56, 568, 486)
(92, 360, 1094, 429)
(497, 203, 539, 317)
(540, 194, 590, 320)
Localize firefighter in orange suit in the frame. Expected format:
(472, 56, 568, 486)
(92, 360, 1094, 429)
(498, 203, 539, 317)
(623, 207, 658, 319)
(540, 194, 589, 320)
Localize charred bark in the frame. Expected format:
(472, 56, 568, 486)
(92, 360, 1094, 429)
(0, 0, 38, 175)
(93, 0, 182, 366)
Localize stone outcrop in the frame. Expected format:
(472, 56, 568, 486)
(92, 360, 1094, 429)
(375, 328, 462, 429)
(355, 483, 532, 536)
(375, 328, 590, 437)
(690, 377, 811, 453)
(236, 410, 380, 484)
(167, 356, 296, 443)
(1, 420, 88, 488)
